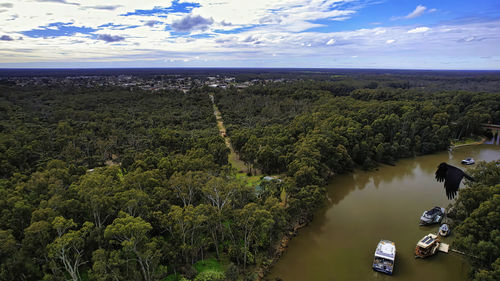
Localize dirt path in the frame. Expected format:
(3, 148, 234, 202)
(209, 94, 251, 174)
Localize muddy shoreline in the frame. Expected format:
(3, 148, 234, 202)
(255, 217, 310, 281)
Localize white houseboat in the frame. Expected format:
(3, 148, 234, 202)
(372, 240, 396, 275)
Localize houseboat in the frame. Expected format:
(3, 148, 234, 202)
(415, 233, 449, 258)
(372, 240, 396, 275)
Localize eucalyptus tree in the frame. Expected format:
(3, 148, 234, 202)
(104, 212, 166, 281)
(47, 217, 94, 281)
(234, 203, 273, 270)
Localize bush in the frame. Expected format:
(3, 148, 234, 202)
(193, 270, 225, 281)
(225, 263, 238, 281)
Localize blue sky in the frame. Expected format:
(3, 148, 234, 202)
(0, 0, 499, 69)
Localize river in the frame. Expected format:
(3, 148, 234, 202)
(267, 144, 500, 281)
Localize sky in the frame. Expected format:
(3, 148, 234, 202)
(0, 0, 499, 69)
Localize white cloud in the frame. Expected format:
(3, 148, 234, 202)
(186, 0, 355, 32)
(171, 15, 214, 32)
(0, 1, 499, 69)
(405, 5, 426, 19)
(0, 1, 175, 33)
(392, 5, 432, 20)
(408, 27, 430, 33)
(0, 0, 356, 44)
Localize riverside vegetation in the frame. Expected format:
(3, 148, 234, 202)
(0, 70, 499, 281)
(448, 160, 500, 281)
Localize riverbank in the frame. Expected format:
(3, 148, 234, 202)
(450, 137, 486, 148)
(266, 145, 500, 281)
(255, 217, 310, 281)
(260, 139, 495, 280)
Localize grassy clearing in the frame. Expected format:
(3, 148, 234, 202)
(193, 258, 224, 273)
(236, 173, 262, 187)
(164, 273, 181, 281)
(163, 257, 225, 281)
(228, 150, 248, 173)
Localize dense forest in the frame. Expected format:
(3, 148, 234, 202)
(216, 80, 498, 175)
(0, 71, 499, 281)
(449, 161, 500, 281)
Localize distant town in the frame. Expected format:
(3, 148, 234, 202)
(0, 74, 290, 93)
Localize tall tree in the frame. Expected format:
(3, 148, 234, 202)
(234, 203, 273, 270)
(47, 217, 94, 281)
(104, 212, 166, 281)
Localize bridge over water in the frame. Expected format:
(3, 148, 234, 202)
(482, 123, 500, 144)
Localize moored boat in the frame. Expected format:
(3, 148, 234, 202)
(415, 234, 440, 258)
(419, 206, 445, 225)
(372, 240, 396, 275)
(414, 233, 449, 258)
(439, 224, 451, 237)
(461, 158, 475, 165)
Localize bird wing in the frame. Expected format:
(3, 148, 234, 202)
(444, 164, 465, 200)
(435, 162, 448, 183)
(435, 162, 475, 200)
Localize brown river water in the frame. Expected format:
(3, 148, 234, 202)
(267, 144, 500, 281)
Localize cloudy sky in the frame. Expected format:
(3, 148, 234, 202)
(0, 0, 499, 69)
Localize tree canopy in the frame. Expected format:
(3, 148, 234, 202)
(0, 71, 498, 280)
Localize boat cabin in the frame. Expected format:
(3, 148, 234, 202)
(415, 234, 440, 258)
(373, 240, 396, 275)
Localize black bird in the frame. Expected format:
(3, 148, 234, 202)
(435, 162, 474, 199)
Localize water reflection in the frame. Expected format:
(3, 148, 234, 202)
(329, 160, 419, 206)
(328, 173, 357, 205)
(353, 172, 370, 190)
(418, 158, 440, 175)
(484, 134, 500, 145)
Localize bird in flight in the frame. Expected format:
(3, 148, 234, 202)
(435, 162, 474, 199)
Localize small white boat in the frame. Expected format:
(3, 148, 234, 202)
(461, 158, 475, 165)
(420, 206, 445, 226)
(439, 224, 451, 237)
(372, 240, 396, 275)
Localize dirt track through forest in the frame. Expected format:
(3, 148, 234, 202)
(209, 94, 249, 173)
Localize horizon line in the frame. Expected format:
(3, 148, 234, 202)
(0, 67, 499, 71)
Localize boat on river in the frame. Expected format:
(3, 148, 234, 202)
(372, 240, 396, 275)
(461, 158, 475, 165)
(439, 224, 451, 237)
(419, 206, 445, 225)
(415, 233, 449, 258)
